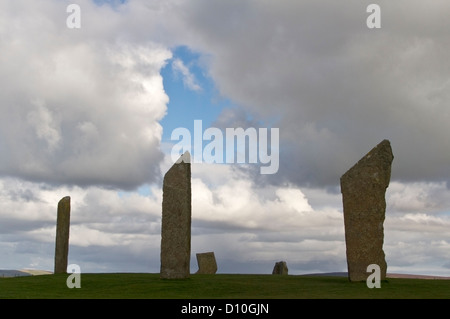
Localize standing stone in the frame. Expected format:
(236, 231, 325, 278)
(54, 196, 71, 274)
(272, 261, 288, 275)
(340, 139, 393, 282)
(195, 252, 218, 274)
(160, 151, 192, 279)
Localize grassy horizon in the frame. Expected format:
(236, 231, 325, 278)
(1, 273, 450, 299)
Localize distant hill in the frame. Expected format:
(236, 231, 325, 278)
(0, 270, 31, 277)
(301, 271, 450, 280)
(301, 272, 348, 277)
(0, 269, 53, 277)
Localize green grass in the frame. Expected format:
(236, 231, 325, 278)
(0, 273, 449, 299)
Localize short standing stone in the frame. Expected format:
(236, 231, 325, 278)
(196, 252, 217, 274)
(160, 152, 192, 279)
(54, 196, 71, 274)
(340, 139, 393, 282)
(195, 252, 218, 274)
(272, 261, 288, 275)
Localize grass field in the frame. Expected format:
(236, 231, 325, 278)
(1, 273, 449, 299)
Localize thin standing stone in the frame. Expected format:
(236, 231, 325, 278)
(54, 196, 71, 274)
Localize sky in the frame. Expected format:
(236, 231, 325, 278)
(0, 0, 449, 276)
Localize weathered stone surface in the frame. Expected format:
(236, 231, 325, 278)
(195, 252, 218, 274)
(272, 261, 288, 275)
(54, 196, 71, 274)
(160, 152, 192, 279)
(340, 139, 393, 282)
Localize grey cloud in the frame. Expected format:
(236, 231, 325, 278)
(0, 218, 52, 235)
(158, 0, 450, 188)
(6, 188, 39, 203)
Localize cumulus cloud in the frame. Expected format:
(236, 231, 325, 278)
(1, 156, 450, 274)
(0, 0, 170, 189)
(190, 162, 346, 274)
(0, 175, 163, 271)
(0, 160, 347, 273)
(387, 181, 450, 214)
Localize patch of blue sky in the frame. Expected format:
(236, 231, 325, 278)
(160, 46, 231, 147)
(437, 211, 450, 218)
(92, 0, 127, 7)
(160, 47, 281, 170)
(129, 46, 234, 197)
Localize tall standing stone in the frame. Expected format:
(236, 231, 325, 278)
(54, 196, 71, 274)
(340, 140, 393, 282)
(160, 151, 192, 279)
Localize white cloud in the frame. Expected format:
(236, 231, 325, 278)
(172, 58, 202, 92)
(190, 163, 347, 273)
(387, 181, 450, 214)
(1, 157, 450, 275)
(26, 100, 62, 152)
(0, 0, 171, 189)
